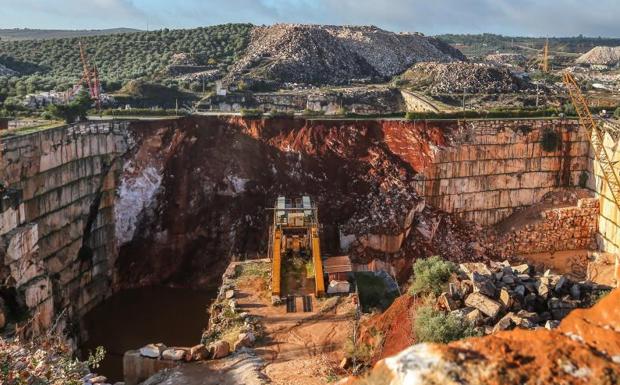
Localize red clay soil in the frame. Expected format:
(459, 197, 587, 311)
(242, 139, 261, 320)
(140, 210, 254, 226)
(351, 289, 620, 385)
(436, 289, 620, 385)
(358, 295, 418, 364)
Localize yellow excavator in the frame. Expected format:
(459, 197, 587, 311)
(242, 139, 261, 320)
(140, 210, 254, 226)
(269, 196, 325, 302)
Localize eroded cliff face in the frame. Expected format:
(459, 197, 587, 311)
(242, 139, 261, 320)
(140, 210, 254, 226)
(114, 117, 479, 288)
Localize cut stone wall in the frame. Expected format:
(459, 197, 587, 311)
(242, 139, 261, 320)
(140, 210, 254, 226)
(488, 197, 599, 256)
(0, 122, 130, 334)
(412, 119, 589, 226)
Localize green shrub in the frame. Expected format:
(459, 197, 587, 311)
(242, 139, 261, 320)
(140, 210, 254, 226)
(355, 272, 398, 312)
(409, 256, 456, 296)
(344, 336, 374, 365)
(240, 108, 263, 118)
(541, 129, 561, 152)
(413, 305, 478, 343)
(614, 107, 620, 119)
(302, 109, 326, 117)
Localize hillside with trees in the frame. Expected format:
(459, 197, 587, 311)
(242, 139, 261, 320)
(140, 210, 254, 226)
(0, 23, 252, 102)
(0, 28, 140, 41)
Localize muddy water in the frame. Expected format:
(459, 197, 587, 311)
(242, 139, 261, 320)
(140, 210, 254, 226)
(80, 286, 216, 383)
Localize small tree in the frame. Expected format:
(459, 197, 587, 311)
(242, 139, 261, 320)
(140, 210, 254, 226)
(47, 89, 92, 123)
(413, 305, 478, 343)
(409, 256, 456, 296)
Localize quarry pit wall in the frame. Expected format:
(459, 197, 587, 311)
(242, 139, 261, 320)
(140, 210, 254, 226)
(1, 116, 618, 335)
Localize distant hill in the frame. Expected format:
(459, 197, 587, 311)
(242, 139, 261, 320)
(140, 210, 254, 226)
(437, 33, 620, 57)
(0, 28, 141, 41)
(0, 24, 253, 80)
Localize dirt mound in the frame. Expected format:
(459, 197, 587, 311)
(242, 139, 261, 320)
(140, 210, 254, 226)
(576, 46, 620, 66)
(225, 24, 464, 87)
(352, 289, 620, 385)
(358, 295, 418, 364)
(402, 62, 531, 94)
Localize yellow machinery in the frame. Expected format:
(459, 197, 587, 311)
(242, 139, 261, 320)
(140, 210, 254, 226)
(563, 72, 620, 210)
(269, 196, 325, 299)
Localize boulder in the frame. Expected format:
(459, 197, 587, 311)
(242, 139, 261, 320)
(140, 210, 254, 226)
(513, 264, 530, 275)
(492, 312, 515, 333)
(189, 344, 209, 361)
(501, 275, 515, 285)
(340, 357, 351, 369)
(234, 332, 256, 351)
(162, 348, 186, 361)
(499, 288, 513, 308)
(472, 272, 497, 298)
(514, 285, 526, 297)
(465, 308, 485, 326)
(139, 343, 166, 359)
(545, 320, 560, 329)
(210, 340, 230, 359)
(225, 289, 235, 299)
(459, 263, 492, 279)
(569, 284, 581, 300)
(90, 375, 107, 383)
(535, 278, 551, 298)
(554, 276, 568, 292)
(465, 292, 502, 318)
(438, 292, 460, 312)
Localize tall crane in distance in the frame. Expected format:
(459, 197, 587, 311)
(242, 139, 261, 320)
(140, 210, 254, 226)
(541, 39, 550, 73)
(563, 72, 620, 209)
(65, 41, 102, 110)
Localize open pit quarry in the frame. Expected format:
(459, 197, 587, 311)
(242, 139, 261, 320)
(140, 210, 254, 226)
(0, 116, 619, 384)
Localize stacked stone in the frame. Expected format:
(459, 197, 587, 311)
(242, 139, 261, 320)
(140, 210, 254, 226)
(437, 261, 610, 334)
(495, 198, 599, 256)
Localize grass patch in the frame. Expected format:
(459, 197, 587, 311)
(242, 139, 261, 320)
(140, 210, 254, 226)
(413, 305, 479, 343)
(408, 256, 456, 296)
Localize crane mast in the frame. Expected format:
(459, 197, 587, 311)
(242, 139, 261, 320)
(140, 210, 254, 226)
(563, 72, 620, 209)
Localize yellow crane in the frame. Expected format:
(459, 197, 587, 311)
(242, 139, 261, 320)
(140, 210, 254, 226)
(563, 72, 620, 209)
(541, 39, 550, 73)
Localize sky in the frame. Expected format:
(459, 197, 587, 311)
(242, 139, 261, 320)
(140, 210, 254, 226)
(1, 0, 619, 37)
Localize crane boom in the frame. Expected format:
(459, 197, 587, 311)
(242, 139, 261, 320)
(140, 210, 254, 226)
(563, 72, 620, 209)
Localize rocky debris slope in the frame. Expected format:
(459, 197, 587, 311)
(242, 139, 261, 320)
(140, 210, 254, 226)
(225, 24, 464, 87)
(352, 289, 620, 385)
(576, 46, 620, 66)
(402, 62, 531, 93)
(0, 63, 17, 76)
(484, 53, 527, 67)
(439, 262, 610, 335)
(0, 336, 108, 385)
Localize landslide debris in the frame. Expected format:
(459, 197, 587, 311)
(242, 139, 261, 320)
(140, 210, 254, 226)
(225, 24, 464, 87)
(401, 62, 531, 94)
(576, 46, 620, 66)
(353, 289, 620, 385)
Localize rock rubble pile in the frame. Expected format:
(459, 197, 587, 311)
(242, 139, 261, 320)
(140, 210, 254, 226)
(576, 46, 620, 66)
(225, 24, 464, 87)
(403, 62, 531, 93)
(438, 261, 610, 335)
